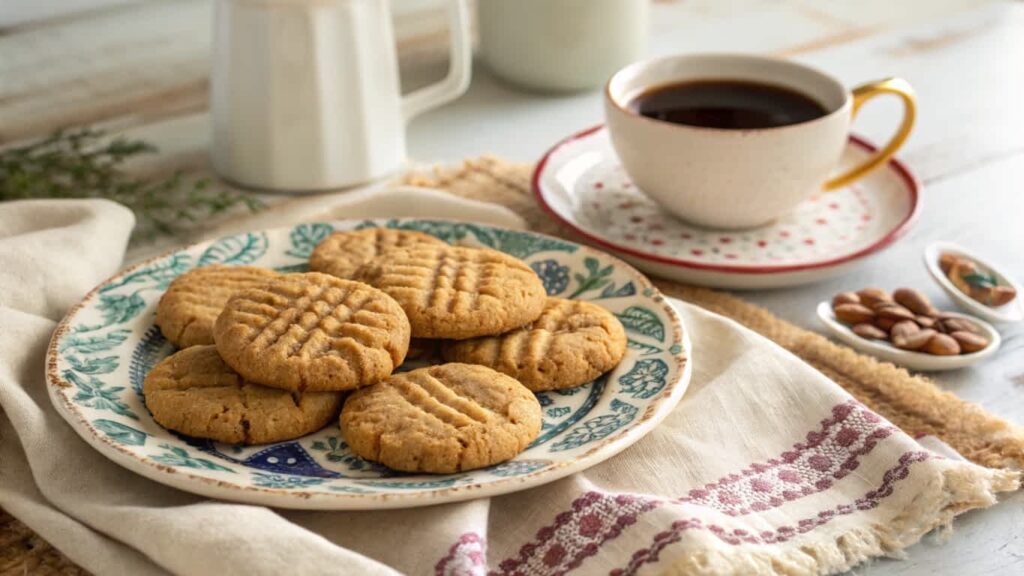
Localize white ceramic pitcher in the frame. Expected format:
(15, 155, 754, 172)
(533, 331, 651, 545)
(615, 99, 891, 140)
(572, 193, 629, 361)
(210, 0, 471, 192)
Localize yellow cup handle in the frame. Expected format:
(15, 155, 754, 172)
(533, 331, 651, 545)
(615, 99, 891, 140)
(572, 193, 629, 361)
(824, 77, 917, 191)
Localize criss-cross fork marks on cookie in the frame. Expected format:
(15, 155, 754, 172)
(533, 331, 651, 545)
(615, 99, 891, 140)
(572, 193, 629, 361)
(143, 345, 342, 445)
(235, 282, 376, 359)
(213, 273, 411, 392)
(156, 265, 281, 348)
(360, 245, 547, 339)
(340, 364, 542, 474)
(442, 298, 628, 391)
(310, 229, 445, 279)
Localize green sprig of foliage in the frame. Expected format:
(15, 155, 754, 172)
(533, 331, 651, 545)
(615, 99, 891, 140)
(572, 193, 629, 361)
(0, 127, 263, 238)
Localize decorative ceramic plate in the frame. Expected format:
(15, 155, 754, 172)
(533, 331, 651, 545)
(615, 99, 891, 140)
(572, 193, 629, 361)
(534, 126, 921, 289)
(46, 219, 690, 510)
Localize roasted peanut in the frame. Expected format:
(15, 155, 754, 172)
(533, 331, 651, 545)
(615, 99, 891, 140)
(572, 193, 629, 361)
(948, 260, 980, 297)
(893, 328, 936, 351)
(893, 287, 938, 317)
(915, 315, 936, 328)
(950, 258, 979, 276)
(853, 323, 888, 340)
(950, 331, 988, 353)
(876, 304, 916, 322)
(832, 292, 861, 308)
(934, 313, 956, 333)
(988, 286, 1018, 307)
(938, 252, 960, 275)
(875, 317, 898, 331)
(940, 317, 979, 334)
(890, 320, 920, 341)
(924, 333, 960, 356)
(857, 288, 893, 309)
(834, 304, 875, 325)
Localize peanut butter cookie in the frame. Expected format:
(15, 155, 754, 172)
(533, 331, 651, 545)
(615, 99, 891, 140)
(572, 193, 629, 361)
(442, 298, 627, 391)
(143, 345, 342, 444)
(156, 265, 280, 348)
(310, 228, 446, 279)
(213, 272, 410, 392)
(358, 245, 546, 339)
(340, 363, 541, 473)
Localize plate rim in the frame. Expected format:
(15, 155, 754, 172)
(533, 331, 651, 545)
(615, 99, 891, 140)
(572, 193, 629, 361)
(45, 218, 692, 510)
(532, 124, 922, 275)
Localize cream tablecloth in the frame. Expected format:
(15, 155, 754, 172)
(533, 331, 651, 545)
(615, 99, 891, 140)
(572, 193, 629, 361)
(0, 192, 1016, 576)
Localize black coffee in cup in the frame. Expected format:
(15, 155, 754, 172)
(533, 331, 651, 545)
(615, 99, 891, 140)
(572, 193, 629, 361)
(627, 80, 827, 129)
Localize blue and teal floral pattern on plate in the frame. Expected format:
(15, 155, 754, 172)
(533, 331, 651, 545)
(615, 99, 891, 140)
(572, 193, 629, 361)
(46, 219, 690, 510)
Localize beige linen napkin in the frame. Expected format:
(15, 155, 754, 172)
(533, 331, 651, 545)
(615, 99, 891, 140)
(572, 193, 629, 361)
(0, 194, 1017, 576)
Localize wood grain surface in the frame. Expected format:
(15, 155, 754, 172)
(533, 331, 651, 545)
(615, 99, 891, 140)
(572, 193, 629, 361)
(1, 1, 1021, 574)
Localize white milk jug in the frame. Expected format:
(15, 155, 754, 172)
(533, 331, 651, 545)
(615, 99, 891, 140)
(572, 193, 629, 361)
(210, 0, 471, 191)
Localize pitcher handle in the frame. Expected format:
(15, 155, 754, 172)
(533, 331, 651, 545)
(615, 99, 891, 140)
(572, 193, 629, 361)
(401, 0, 472, 122)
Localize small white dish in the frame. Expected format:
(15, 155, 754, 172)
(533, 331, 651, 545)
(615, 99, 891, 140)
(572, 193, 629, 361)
(533, 125, 921, 289)
(816, 301, 1001, 372)
(924, 241, 1023, 324)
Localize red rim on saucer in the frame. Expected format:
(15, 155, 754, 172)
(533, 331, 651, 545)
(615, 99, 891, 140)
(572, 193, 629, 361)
(533, 125, 920, 277)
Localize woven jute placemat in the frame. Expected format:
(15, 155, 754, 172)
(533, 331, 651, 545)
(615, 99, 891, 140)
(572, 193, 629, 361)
(403, 156, 1024, 471)
(0, 511, 88, 576)
(4, 156, 1023, 575)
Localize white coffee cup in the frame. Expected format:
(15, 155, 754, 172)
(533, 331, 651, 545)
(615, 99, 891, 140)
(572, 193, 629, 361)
(478, 0, 648, 93)
(604, 54, 916, 229)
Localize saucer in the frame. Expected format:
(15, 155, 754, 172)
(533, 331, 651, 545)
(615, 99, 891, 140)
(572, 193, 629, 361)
(533, 126, 921, 289)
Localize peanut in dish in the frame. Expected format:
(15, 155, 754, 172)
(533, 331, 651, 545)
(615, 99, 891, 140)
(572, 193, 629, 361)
(939, 252, 1017, 307)
(830, 287, 990, 356)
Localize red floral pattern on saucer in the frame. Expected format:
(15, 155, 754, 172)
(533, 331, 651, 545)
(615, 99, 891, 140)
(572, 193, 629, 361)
(534, 126, 919, 279)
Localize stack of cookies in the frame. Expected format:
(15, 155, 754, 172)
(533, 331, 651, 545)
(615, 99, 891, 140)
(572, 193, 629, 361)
(145, 228, 627, 474)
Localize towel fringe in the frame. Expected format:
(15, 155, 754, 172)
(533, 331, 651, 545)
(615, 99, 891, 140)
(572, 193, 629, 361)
(663, 465, 1020, 576)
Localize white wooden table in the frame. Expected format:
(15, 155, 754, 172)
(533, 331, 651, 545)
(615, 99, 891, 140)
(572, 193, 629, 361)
(2, 0, 1022, 573)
